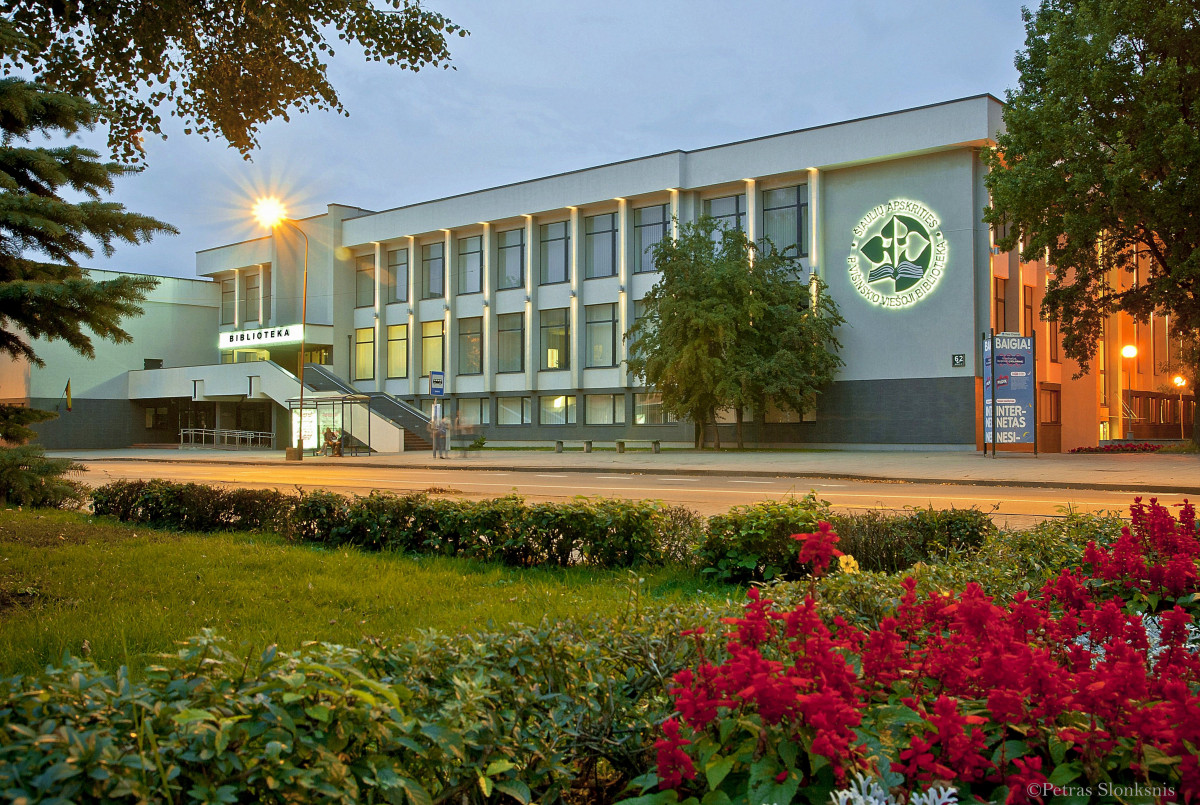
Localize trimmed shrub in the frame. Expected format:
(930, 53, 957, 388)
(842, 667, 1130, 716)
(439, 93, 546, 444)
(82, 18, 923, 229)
(698, 494, 830, 583)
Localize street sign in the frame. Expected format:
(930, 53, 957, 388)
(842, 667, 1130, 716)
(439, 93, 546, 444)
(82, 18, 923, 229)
(984, 333, 1035, 447)
(429, 371, 445, 397)
(952, 353, 966, 368)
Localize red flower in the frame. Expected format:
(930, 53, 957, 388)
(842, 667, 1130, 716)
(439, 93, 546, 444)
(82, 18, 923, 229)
(793, 521, 843, 577)
(654, 718, 696, 789)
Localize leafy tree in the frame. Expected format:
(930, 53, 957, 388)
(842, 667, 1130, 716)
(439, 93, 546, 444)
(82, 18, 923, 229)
(0, 77, 170, 501)
(627, 217, 843, 449)
(0, 0, 466, 159)
(984, 0, 1200, 439)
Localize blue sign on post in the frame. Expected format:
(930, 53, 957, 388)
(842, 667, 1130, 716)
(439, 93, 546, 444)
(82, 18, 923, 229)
(984, 332, 1036, 449)
(429, 371, 445, 397)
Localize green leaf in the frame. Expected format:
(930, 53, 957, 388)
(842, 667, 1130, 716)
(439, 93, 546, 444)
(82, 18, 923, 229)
(397, 777, 433, 805)
(1046, 760, 1082, 786)
(704, 754, 735, 789)
(485, 758, 516, 777)
(304, 704, 331, 723)
(478, 775, 493, 798)
(493, 780, 531, 804)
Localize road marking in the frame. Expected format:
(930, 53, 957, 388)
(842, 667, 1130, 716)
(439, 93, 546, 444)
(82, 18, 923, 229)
(537, 474, 569, 478)
(730, 480, 771, 484)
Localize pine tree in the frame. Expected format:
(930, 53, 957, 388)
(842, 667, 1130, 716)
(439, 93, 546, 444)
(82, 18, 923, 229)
(0, 76, 173, 469)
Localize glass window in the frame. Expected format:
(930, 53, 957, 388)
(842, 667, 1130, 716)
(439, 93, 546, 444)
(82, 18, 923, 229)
(540, 308, 569, 370)
(539, 394, 576, 425)
(457, 397, 490, 426)
(994, 277, 1007, 331)
(498, 228, 525, 289)
(1050, 319, 1060, 363)
(633, 204, 669, 273)
(458, 316, 482, 375)
(704, 194, 746, 233)
(762, 185, 809, 258)
(497, 396, 531, 425)
(585, 394, 625, 425)
(354, 327, 374, 381)
(539, 221, 570, 285)
(584, 213, 617, 279)
(1023, 290, 1035, 338)
(497, 312, 524, 373)
(220, 278, 235, 324)
(457, 235, 482, 295)
(243, 272, 260, 322)
(421, 320, 444, 374)
(356, 254, 375, 308)
(386, 248, 408, 304)
(421, 242, 445, 299)
(634, 392, 678, 425)
(387, 324, 408, 379)
(585, 303, 617, 368)
(1039, 388, 1061, 425)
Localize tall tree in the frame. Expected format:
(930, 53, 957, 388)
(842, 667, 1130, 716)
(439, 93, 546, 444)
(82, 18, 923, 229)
(984, 0, 1200, 439)
(0, 78, 173, 442)
(0, 1, 466, 159)
(627, 218, 843, 448)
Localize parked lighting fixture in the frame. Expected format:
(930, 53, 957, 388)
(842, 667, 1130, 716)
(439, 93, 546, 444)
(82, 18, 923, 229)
(1175, 375, 1188, 441)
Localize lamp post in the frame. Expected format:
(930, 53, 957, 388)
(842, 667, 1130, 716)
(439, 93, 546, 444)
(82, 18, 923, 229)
(255, 198, 309, 461)
(1120, 344, 1138, 440)
(1174, 374, 1188, 441)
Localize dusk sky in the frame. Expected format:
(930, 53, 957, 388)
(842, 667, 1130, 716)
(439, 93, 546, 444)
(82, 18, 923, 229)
(84, 0, 1031, 279)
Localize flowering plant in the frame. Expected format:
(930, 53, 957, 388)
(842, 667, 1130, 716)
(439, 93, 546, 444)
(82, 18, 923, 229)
(1069, 442, 1163, 453)
(629, 500, 1200, 804)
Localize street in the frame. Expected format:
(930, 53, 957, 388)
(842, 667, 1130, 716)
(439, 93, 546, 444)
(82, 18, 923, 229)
(71, 459, 1152, 528)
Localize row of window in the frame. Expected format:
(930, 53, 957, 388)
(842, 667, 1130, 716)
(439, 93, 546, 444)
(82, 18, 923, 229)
(350, 305, 626, 381)
(351, 187, 810, 307)
(419, 392, 679, 427)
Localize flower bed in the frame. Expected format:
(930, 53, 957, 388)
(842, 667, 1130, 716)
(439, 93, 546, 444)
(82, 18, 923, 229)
(1069, 442, 1164, 453)
(632, 497, 1200, 804)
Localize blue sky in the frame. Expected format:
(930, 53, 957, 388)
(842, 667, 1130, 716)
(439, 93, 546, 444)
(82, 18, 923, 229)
(86, 0, 1031, 278)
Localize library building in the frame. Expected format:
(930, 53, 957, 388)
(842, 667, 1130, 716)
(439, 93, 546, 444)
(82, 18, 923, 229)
(6, 94, 1191, 454)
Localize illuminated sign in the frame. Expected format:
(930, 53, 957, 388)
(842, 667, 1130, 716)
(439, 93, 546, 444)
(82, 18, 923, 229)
(847, 199, 948, 309)
(219, 324, 303, 349)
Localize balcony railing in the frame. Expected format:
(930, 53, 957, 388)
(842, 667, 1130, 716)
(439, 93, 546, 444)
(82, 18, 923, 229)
(179, 428, 275, 450)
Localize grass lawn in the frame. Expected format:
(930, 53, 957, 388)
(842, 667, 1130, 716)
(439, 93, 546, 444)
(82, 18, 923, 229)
(0, 509, 726, 677)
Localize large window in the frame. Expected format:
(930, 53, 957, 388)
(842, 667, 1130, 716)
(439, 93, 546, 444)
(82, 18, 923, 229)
(457, 398, 490, 426)
(540, 308, 569, 370)
(356, 254, 375, 308)
(243, 272, 260, 322)
(421, 242, 445, 299)
(386, 248, 408, 304)
(421, 320, 444, 374)
(585, 303, 617, 367)
(634, 392, 678, 425)
(387, 324, 408, 379)
(539, 221, 570, 285)
(704, 194, 746, 233)
(584, 213, 617, 279)
(354, 327, 374, 381)
(539, 394, 576, 425)
(993, 277, 1008, 332)
(498, 228, 525, 289)
(1050, 319, 1060, 363)
(458, 317, 482, 374)
(762, 185, 809, 257)
(497, 312, 524, 373)
(1022, 288, 1035, 337)
(585, 394, 625, 425)
(220, 278, 235, 324)
(633, 204, 669, 273)
(457, 235, 482, 295)
(497, 396, 532, 425)
(1039, 387, 1061, 425)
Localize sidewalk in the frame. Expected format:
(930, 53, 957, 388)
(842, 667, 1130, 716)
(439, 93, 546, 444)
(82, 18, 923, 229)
(50, 446, 1200, 495)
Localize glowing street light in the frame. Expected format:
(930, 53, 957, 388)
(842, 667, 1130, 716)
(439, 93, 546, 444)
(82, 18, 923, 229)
(1175, 375, 1188, 441)
(255, 197, 310, 461)
(1119, 344, 1138, 439)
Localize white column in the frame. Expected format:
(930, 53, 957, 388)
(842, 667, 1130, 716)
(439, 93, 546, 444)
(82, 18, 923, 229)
(373, 241, 384, 392)
(807, 168, 822, 280)
(569, 206, 582, 391)
(669, 189, 680, 238)
(233, 268, 242, 329)
(745, 178, 759, 255)
(481, 222, 493, 394)
(407, 236, 418, 398)
(444, 229, 454, 396)
(617, 197, 631, 385)
(525, 215, 537, 394)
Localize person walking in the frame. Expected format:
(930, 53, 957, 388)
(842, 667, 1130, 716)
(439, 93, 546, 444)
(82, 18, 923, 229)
(435, 413, 450, 458)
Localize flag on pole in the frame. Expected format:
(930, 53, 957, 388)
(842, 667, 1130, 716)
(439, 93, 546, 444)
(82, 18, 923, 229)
(65, 379, 72, 412)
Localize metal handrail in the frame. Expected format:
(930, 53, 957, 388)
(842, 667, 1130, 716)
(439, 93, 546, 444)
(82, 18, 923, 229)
(179, 428, 275, 450)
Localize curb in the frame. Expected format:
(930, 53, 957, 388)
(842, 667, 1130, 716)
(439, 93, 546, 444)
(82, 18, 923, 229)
(68, 455, 1200, 496)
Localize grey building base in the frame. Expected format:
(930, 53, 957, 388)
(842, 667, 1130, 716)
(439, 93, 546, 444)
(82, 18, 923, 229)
(30, 398, 148, 450)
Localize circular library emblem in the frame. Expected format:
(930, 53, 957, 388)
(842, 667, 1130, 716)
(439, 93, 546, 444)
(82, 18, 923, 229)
(847, 199, 948, 309)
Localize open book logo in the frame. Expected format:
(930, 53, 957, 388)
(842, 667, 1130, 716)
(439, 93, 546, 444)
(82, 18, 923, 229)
(847, 199, 948, 309)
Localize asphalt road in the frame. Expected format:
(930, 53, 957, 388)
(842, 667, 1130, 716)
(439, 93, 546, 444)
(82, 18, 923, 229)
(73, 459, 1147, 527)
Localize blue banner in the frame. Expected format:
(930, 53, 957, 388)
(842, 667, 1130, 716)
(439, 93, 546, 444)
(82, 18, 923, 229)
(984, 333, 1035, 445)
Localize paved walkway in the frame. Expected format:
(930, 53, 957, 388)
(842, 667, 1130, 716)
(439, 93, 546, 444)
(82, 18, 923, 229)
(50, 446, 1200, 495)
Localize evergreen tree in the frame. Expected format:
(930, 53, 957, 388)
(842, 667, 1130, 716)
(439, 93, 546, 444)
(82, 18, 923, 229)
(0, 77, 174, 446)
(627, 218, 843, 448)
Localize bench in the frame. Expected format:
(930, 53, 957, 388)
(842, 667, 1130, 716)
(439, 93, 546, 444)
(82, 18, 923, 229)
(554, 439, 594, 453)
(616, 439, 661, 454)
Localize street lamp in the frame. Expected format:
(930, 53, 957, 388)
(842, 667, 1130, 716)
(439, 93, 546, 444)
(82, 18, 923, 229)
(254, 197, 309, 461)
(1119, 344, 1138, 440)
(1174, 374, 1188, 441)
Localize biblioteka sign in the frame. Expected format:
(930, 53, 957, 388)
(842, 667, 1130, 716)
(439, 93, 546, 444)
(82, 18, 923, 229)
(847, 199, 948, 309)
(218, 324, 304, 349)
